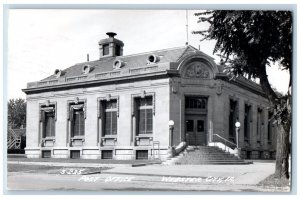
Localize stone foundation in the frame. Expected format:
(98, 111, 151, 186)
(241, 149, 276, 160)
(25, 146, 169, 160)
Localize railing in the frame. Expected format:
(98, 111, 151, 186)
(26, 64, 171, 89)
(8, 136, 21, 149)
(9, 129, 18, 138)
(7, 137, 15, 149)
(38, 80, 58, 86)
(8, 129, 22, 149)
(66, 75, 88, 82)
(212, 134, 237, 151)
(95, 71, 121, 79)
(130, 65, 158, 74)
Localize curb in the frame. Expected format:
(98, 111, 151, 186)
(101, 170, 209, 178)
(8, 161, 132, 168)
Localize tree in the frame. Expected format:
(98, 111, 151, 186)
(8, 98, 26, 129)
(193, 10, 292, 179)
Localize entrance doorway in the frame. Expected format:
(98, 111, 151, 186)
(185, 115, 207, 146)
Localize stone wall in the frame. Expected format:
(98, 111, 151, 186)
(25, 78, 171, 160)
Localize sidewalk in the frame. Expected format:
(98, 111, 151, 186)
(101, 162, 276, 185)
(7, 157, 161, 168)
(7, 157, 276, 185)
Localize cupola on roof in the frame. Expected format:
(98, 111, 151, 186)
(98, 32, 124, 59)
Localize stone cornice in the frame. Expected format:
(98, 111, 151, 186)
(23, 70, 176, 95)
(215, 74, 267, 98)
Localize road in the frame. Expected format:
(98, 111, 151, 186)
(6, 162, 290, 192)
(7, 171, 284, 192)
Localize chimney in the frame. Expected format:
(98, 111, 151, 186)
(98, 32, 124, 59)
(106, 32, 117, 38)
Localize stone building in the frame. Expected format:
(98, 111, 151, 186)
(23, 32, 278, 160)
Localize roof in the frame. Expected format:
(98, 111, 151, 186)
(42, 45, 199, 81)
(24, 44, 266, 98)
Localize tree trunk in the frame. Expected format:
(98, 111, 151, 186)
(274, 123, 290, 179)
(259, 63, 278, 106)
(259, 64, 290, 180)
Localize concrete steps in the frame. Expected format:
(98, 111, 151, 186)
(162, 153, 185, 165)
(173, 146, 252, 165)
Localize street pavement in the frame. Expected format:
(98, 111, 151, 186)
(6, 161, 290, 192)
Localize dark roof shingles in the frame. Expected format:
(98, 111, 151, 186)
(42, 46, 190, 81)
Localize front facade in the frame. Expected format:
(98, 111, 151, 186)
(23, 33, 278, 160)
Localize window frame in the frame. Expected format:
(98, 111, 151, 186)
(43, 111, 56, 138)
(131, 92, 156, 140)
(185, 97, 207, 110)
(71, 108, 85, 137)
(67, 99, 87, 141)
(39, 101, 57, 143)
(103, 100, 118, 136)
(103, 44, 109, 56)
(97, 96, 120, 143)
(136, 96, 153, 135)
(257, 108, 263, 143)
(229, 99, 238, 140)
(267, 110, 274, 144)
(136, 96, 154, 135)
(244, 104, 252, 142)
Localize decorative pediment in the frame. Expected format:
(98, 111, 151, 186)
(97, 95, 119, 118)
(67, 98, 87, 120)
(184, 62, 211, 79)
(39, 101, 57, 122)
(131, 92, 155, 116)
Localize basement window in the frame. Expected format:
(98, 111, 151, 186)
(70, 150, 80, 159)
(136, 150, 148, 160)
(42, 150, 51, 158)
(101, 150, 113, 159)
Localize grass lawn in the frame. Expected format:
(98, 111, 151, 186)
(258, 173, 290, 191)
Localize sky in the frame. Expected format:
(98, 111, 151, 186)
(7, 9, 290, 99)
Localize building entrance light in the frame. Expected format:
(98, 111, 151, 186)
(235, 121, 241, 128)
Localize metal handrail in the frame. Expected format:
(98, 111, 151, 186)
(213, 134, 237, 149)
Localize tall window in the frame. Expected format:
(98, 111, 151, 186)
(137, 96, 153, 135)
(244, 104, 251, 142)
(69, 103, 85, 138)
(229, 100, 238, 142)
(257, 108, 263, 143)
(44, 111, 55, 138)
(268, 111, 273, 143)
(103, 44, 109, 56)
(72, 109, 85, 137)
(104, 100, 118, 135)
(40, 104, 56, 139)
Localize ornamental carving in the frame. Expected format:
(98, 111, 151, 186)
(131, 92, 155, 116)
(67, 98, 87, 120)
(215, 80, 224, 95)
(184, 63, 210, 79)
(97, 96, 119, 118)
(39, 101, 57, 122)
